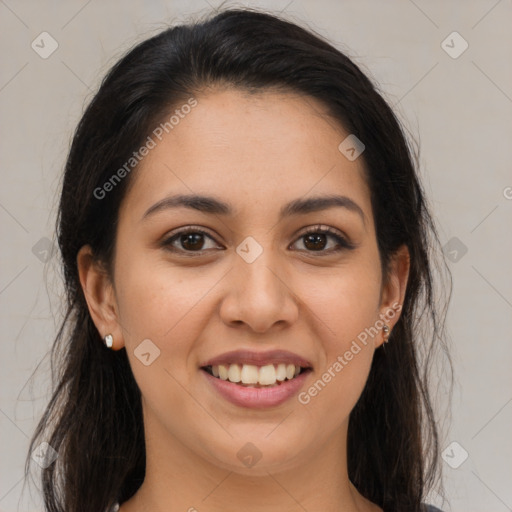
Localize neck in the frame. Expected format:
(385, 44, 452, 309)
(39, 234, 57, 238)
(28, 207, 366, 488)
(121, 411, 380, 512)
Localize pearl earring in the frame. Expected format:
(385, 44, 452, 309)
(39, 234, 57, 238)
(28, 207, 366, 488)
(382, 324, 391, 343)
(103, 334, 113, 349)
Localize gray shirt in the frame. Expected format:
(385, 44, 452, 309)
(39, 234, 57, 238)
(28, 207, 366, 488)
(109, 502, 444, 511)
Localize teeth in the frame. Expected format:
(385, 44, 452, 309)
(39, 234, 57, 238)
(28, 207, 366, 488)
(276, 363, 287, 381)
(241, 364, 259, 384)
(218, 365, 228, 380)
(227, 364, 241, 383)
(209, 363, 304, 386)
(258, 364, 276, 385)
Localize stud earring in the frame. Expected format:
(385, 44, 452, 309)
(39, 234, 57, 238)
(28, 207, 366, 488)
(382, 324, 390, 343)
(104, 334, 114, 349)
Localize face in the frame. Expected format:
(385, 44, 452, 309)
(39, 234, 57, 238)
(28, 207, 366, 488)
(80, 88, 408, 476)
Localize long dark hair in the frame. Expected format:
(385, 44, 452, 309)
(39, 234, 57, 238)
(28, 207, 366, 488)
(24, 8, 453, 512)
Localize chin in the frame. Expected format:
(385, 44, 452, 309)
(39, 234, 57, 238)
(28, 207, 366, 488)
(204, 435, 306, 476)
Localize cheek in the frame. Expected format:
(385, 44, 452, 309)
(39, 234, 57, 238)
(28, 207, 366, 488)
(115, 250, 216, 341)
(113, 255, 217, 418)
(294, 256, 381, 420)
(301, 256, 382, 345)
(298, 341, 374, 441)
(298, 269, 379, 425)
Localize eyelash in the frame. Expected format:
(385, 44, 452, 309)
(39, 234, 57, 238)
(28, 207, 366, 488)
(161, 224, 355, 256)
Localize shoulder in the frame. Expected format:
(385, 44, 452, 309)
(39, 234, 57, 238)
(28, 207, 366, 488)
(422, 504, 444, 512)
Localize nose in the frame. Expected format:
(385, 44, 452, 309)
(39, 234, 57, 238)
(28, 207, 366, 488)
(219, 246, 299, 334)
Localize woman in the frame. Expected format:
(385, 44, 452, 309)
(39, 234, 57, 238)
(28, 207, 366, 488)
(25, 8, 452, 512)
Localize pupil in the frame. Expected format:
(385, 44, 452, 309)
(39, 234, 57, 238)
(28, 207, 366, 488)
(304, 233, 326, 251)
(182, 233, 204, 250)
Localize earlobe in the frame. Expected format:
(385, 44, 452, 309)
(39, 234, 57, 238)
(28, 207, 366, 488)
(378, 245, 410, 343)
(76, 245, 123, 350)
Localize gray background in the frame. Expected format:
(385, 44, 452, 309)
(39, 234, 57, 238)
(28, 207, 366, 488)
(1, 1, 511, 511)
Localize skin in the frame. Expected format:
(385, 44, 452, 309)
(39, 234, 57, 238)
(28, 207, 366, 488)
(78, 88, 409, 512)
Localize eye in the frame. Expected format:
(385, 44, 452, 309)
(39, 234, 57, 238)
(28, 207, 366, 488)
(161, 224, 355, 256)
(291, 225, 355, 254)
(161, 227, 222, 254)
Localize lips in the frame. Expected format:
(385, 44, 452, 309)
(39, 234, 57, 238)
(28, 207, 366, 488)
(199, 349, 313, 369)
(201, 366, 311, 408)
(199, 349, 314, 408)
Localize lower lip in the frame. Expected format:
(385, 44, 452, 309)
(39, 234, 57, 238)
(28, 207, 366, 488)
(201, 368, 311, 409)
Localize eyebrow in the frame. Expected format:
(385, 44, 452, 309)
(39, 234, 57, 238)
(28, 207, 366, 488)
(142, 193, 366, 225)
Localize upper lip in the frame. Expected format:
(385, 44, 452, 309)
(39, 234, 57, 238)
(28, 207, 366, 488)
(200, 349, 313, 369)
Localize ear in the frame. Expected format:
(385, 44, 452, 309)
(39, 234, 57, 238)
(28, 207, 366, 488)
(377, 244, 410, 346)
(77, 245, 124, 350)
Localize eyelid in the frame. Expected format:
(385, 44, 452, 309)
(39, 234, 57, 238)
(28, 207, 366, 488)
(164, 224, 219, 240)
(298, 224, 347, 239)
(160, 225, 223, 253)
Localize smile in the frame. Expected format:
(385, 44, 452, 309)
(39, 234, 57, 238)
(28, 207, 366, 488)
(201, 364, 313, 409)
(202, 363, 308, 387)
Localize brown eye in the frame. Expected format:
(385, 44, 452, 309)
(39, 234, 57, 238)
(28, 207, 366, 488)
(162, 228, 221, 253)
(292, 226, 355, 254)
(303, 232, 328, 251)
(180, 232, 206, 251)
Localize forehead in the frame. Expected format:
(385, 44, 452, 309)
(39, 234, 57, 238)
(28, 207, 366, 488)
(119, 88, 372, 224)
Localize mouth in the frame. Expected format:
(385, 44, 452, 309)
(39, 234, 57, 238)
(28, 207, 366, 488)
(200, 363, 312, 388)
(200, 363, 313, 409)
